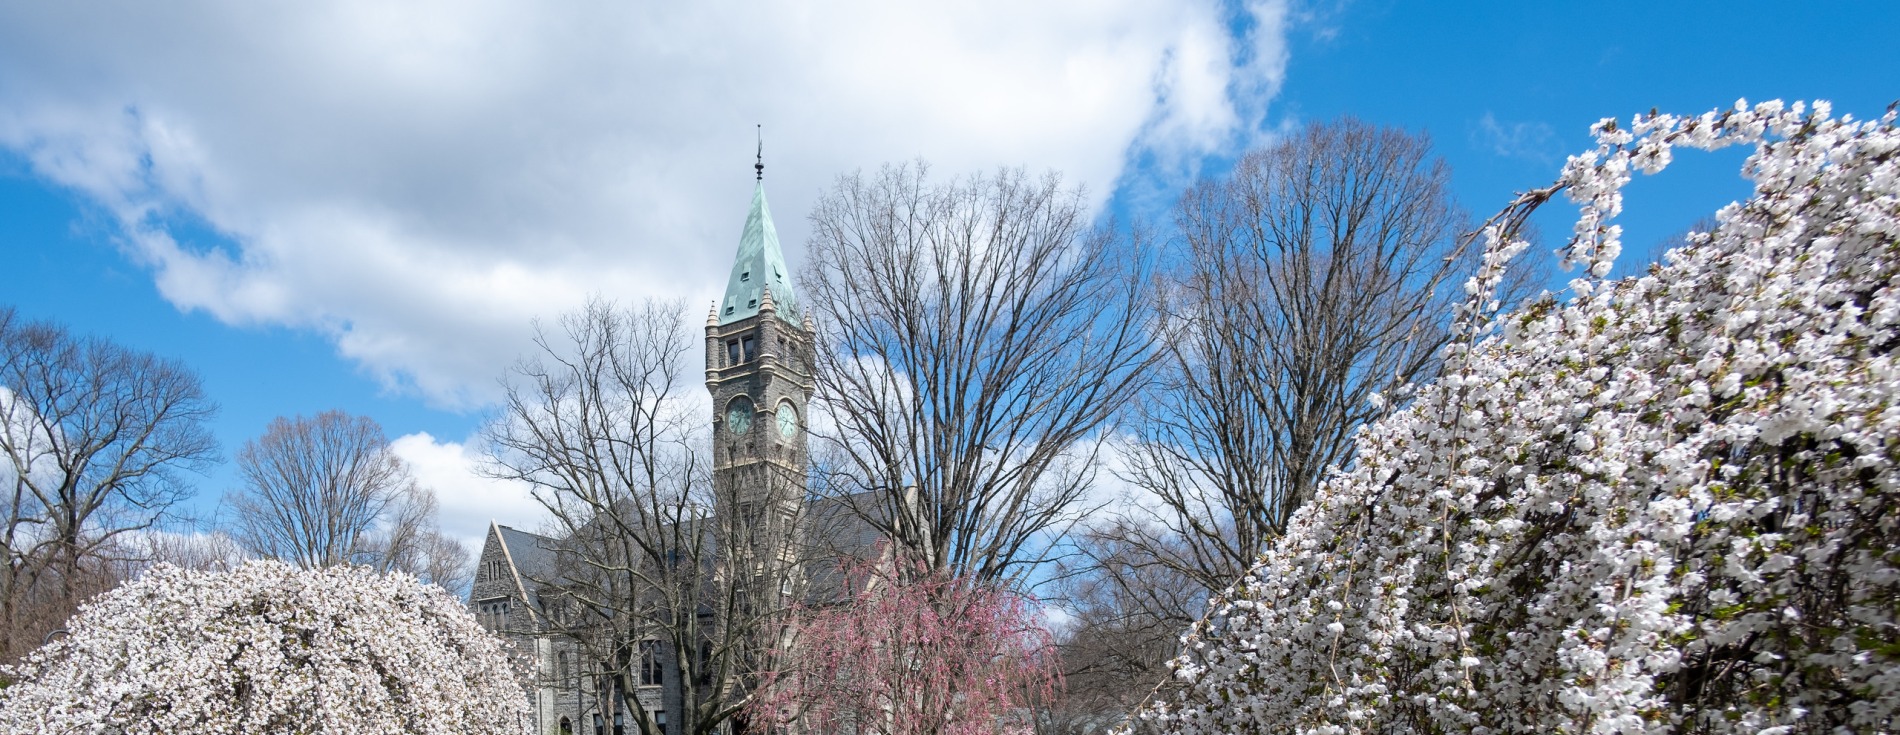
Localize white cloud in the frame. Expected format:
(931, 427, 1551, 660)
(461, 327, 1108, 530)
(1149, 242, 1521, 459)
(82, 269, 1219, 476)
(388, 431, 546, 553)
(0, 386, 61, 497)
(0, 1, 1290, 407)
(1040, 602, 1078, 636)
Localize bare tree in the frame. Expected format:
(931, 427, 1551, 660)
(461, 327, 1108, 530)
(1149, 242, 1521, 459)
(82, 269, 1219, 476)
(400, 530, 475, 594)
(225, 410, 468, 589)
(125, 529, 245, 573)
(1073, 119, 1529, 708)
(801, 164, 1155, 582)
(1038, 533, 1197, 735)
(483, 298, 803, 735)
(0, 307, 218, 662)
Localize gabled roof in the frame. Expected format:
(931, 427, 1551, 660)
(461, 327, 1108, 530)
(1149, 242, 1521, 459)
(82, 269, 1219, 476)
(480, 492, 892, 608)
(717, 182, 802, 326)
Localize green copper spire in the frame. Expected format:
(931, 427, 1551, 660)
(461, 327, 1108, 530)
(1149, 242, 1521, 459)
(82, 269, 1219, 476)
(717, 181, 801, 325)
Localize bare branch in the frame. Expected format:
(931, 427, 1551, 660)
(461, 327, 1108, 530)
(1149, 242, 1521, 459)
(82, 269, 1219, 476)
(801, 164, 1157, 583)
(482, 298, 809, 735)
(224, 410, 468, 591)
(0, 306, 218, 663)
(1070, 119, 1538, 717)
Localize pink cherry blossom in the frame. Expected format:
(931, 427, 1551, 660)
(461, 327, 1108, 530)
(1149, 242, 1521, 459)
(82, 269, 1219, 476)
(750, 558, 1061, 735)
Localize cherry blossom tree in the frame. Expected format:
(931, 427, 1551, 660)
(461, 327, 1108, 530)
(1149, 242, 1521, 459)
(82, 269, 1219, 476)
(750, 558, 1062, 735)
(0, 560, 532, 734)
(1143, 101, 1900, 734)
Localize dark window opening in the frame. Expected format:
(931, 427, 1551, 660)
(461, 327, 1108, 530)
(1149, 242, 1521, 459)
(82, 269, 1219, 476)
(747, 298, 757, 309)
(477, 598, 513, 630)
(656, 711, 668, 735)
(740, 270, 750, 282)
(640, 640, 663, 687)
(741, 336, 758, 361)
(726, 340, 740, 365)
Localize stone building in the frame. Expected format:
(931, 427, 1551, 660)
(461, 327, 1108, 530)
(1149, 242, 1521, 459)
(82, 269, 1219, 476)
(469, 164, 877, 735)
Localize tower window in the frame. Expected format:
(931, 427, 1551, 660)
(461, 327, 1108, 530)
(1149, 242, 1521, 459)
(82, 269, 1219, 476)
(747, 298, 757, 309)
(741, 270, 751, 282)
(742, 336, 758, 361)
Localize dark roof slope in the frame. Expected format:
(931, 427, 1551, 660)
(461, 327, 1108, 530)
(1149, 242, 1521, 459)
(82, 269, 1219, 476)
(496, 524, 560, 582)
(800, 491, 894, 602)
(486, 492, 896, 606)
(803, 491, 886, 562)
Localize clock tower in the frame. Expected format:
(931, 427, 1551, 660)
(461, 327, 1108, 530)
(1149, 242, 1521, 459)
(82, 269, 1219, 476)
(705, 162, 813, 538)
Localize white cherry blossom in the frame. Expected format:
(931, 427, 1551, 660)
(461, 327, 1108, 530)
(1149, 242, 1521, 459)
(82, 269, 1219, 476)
(0, 561, 532, 734)
(1143, 101, 1900, 734)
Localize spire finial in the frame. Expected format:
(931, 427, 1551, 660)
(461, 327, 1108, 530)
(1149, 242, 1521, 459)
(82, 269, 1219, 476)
(755, 125, 764, 181)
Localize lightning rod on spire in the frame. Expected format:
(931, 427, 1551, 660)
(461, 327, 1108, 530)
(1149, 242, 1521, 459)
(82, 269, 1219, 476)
(755, 125, 764, 181)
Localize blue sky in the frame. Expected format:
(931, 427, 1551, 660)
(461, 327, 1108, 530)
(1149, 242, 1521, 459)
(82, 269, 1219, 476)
(1, 1, 1893, 550)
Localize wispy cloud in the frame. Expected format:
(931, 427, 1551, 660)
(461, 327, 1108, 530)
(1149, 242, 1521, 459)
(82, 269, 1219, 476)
(1472, 111, 1560, 165)
(1111, 0, 1292, 213)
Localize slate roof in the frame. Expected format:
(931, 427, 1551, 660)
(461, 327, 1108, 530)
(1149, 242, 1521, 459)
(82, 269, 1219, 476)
(495, 524, 560, 582)
(482, 491, 892, 608)
(798, 491, 895, 602)
(803, 491, 887, 562)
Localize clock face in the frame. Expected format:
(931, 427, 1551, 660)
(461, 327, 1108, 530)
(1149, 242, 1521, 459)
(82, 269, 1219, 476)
(725, 396, 754, 434)
(775, 402, 799, 438)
